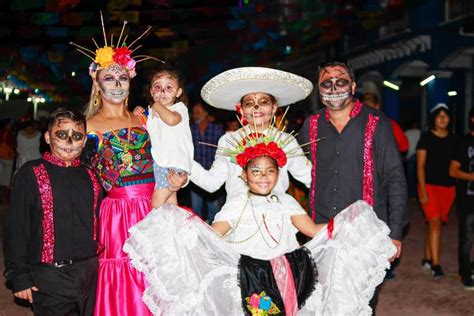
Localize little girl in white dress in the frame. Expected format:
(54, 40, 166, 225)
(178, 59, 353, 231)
(124, 116, 395, 315)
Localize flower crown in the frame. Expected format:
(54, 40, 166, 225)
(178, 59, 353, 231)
(70, 12, 163, 79)
(201, 108, 324, 168)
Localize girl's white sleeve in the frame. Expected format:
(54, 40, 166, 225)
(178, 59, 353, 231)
(285, 135, 312, 188)
(189, 134, 229, 193)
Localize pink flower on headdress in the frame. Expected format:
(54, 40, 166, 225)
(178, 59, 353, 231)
(126, 59, 136, 70)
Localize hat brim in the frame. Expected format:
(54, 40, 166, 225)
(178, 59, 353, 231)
(201, 67, 313, 110)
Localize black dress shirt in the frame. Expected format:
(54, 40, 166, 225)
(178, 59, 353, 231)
(299, 103, 409, 240)
(3, 157, 101, 292)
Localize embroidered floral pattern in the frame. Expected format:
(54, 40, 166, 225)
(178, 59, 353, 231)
(43, 151, 81, 167)
(89, 127, 154, 191)
(363, 114, 379, 206)
(245, 291, 281, 315)
(33, 164, 55, 263)
(309, 114, 320, 221)
(86, 168, 103, 253)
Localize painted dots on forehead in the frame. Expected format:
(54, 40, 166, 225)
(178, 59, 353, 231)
(102, 64, 128, 76)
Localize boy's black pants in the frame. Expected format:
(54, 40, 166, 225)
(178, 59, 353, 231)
(31, 256, 98, 316)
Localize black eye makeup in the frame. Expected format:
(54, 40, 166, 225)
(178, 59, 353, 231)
(54, 130, 84, 141)
(55, 130, 68, 140)
(72, 132, 85, 141)
(319, 78, 350, 89)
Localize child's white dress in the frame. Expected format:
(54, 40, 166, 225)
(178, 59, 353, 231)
(124, 195, 395, 315)
(146, 101, 193, 174)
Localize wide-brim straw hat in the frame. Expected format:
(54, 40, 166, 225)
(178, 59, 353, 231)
(201, 67, 313, 110)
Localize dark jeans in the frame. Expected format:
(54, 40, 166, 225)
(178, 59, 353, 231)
(406, 155, 417, 198)
(458, 210, 474, 283)
(32, 257, 98, 316)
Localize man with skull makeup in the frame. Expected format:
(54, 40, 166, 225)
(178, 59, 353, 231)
(298, 59, 409, 309)
(4, 108, 102, 315)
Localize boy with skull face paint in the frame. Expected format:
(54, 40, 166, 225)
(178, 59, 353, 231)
(4, 108, 102, 315)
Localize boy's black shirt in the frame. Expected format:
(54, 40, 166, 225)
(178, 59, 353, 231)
(3, 157, 102, 293)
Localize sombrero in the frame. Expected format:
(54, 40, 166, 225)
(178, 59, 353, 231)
(201, 67, 313, 110)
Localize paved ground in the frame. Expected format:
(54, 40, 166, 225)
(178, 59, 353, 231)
(0, 200, 472, 315)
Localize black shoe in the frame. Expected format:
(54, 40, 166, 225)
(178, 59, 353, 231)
(421, 259, 432, 271)
(462, 279, 474, 291)
(431, 265, 444, 278)
(384, 269, 396, 280)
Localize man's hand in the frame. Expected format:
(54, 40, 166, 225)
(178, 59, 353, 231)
(390, 239, 402, 262)
(167, 170, 188, 192)
(14, 286, 38, 303)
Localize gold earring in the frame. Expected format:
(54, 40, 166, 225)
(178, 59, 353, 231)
(125, 98, 128, 107)
(93, 91, 100, 106)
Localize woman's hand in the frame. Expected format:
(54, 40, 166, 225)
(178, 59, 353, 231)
(132, 106, 146, 116)
(167, 170, 188, 192)
(419, 193, 429, 204)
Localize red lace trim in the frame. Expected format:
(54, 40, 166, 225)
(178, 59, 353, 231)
(363, 114, 379, 206)
(327, 218, 334, 240)
(43, 152, 81, 167)
(33, 164, 55, 263)
(85, 168, 104, 254)
(309, 114, 320, 221)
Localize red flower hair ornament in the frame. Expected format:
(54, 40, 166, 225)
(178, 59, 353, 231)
(236, 141, 287, 168)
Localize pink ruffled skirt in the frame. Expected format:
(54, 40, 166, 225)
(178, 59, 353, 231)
(95, 183, 154, 316)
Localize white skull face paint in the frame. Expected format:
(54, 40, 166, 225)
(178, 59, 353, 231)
(240, 93, 277, 128)
(318, 66, 354, 111)
(45, 118, 86, 163)
(97, 64, 130, 104)
(243, 156, 279, 195)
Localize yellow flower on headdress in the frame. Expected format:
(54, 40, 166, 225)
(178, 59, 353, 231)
(95, 46, 114, 68)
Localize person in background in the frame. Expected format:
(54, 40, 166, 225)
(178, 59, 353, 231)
(361, 92, 410, 280)
(15, 120, 41, 172)
(225, 114, 240, 132)
(449, 107, 474, 290)
(405, 120, 421, 199)
(0, 119, 16, 204)
(190, 101, 225, 222)
(361, 92, 409, 155)
(417, 103, 457, 278)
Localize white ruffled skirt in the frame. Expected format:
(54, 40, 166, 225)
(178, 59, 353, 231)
(123, 200, 396, 315)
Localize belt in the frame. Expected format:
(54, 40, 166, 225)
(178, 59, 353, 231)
(44, 256, 97, 268)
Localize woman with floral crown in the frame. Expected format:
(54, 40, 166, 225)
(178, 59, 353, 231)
(124, 67, 396, 315)
(72, 14, 187, 315)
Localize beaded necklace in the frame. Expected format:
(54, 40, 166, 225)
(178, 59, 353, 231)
(218, 192, 284, 249)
